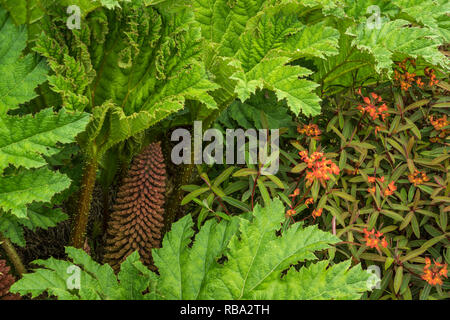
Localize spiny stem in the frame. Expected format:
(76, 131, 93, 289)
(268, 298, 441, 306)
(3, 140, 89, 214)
(0, 233, 26, 277)
(70, 157, 98, 248)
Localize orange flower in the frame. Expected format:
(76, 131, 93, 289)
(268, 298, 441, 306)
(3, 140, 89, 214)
(363, 228, 388, 250)
(425, 67, 439, 86)
(408, 169, 430, 186)
(312, 208, 322, 219)
(304, 197, 314, 207)
(393, 59, 430, 91)
(416, 77, 424, 88)
(289, 188, 300, 198)
(429, 115, 449, 131)
(298, 123, 321, 139)
(367, 175, 386, 194)
(356, 90, 389, 121)
(421, 258, 448, 286)
(374, 125, 385, 135)
(298, 151, 340, 184)
(439, 264, 448, 278)
(384, 181, 396, 196)
(286, 209, 296, 216)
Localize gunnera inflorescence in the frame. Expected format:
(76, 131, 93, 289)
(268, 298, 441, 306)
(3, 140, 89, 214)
(0, 260, 21, 300)
(103, 142, 166, 272)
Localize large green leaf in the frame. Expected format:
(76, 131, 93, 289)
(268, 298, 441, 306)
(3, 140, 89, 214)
(77, 102, 170, 158)
(152, 215, 239, 299)
(217, 90, 294, 130)
(200, 199, 342, 299)
(0, 167, 71, 218)
(34, 2, 219, 156)
(0, 108, 90, 173)
(346, 18, 449, 76)
(0, 8, 47, 114)
(12, 247, 118, 299)
(0, 205, 68, 246)
(253, 260, 370, 300)
(193, 1, 340, 117)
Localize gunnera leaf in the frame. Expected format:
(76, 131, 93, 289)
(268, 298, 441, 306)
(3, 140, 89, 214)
(0, 7, 48, 114)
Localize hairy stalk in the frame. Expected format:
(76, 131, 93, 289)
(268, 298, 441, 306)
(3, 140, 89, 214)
(70, 157, 99, 248)
(251, 166, 262, 210)
(0, 233, 26, 276)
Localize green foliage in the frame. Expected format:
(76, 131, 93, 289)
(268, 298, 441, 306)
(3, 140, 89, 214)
(195, 199, 365, 300)
(32, 1, 219, 165)
(0, 8, 47, 114)
(0, 167, 70, 219)
(0, 205, 67, 247)
(0, 8, 89, 247)
(0, 108, 90, 173)
(11, 247, 154, 299)
(1, 0, 449, 301)
(346, 19, 448, 76)
(279, 63, 450, 299)
(216, 90, 294, 131)
(11, 199, 371, 300)
(193, 0, 340, 117)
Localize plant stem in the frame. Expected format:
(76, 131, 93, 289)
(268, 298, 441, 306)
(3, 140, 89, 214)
(0, 233, 26, 277)
(200, 175, 230, 215)
(70, 157, 98, 248)
(251, 166, 262, 210)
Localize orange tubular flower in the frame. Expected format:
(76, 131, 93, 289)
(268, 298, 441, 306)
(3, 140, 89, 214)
(425, 67, 439, 86)
(394, 59, 429, 91)
(363, 228, 388, 249)
(374, 125, 385, 135)
(429, 115, 449, 131)
(298, 123, 321, 139)
(384, 181, 396, 197)
(298, 151, 340, 184)
(416, 77, 424, 88)
(304, 197, 314, 207)
(421, 258, 448, 286)
(367, 175, 386, 194)
(356, 91, 389, 121)
(289, 188, 300, 198)
(312, 208, 323, 219)
(286, 209, 296, 216)
(408, 169, 430, 186)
